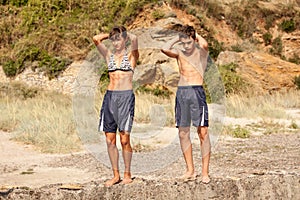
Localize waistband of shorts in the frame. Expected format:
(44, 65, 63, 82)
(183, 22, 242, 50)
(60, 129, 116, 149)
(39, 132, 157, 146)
(177, 85, 203, 89)
(106, 89, 133, 94)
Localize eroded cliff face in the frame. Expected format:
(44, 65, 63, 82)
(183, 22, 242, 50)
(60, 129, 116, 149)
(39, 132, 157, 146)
(216, 51, 300, 93)
(2, 175, 299, 200)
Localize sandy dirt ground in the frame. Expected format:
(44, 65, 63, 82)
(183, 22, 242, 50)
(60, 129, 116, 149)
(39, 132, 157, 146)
(0, 109, 299, 198)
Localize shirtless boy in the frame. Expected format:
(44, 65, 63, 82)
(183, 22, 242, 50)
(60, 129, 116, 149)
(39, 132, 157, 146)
(161, 25, 211, 183)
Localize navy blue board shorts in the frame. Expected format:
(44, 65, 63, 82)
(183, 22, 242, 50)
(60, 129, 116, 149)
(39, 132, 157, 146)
(98, 90, 135, 133)
(175, 86, 209, 127)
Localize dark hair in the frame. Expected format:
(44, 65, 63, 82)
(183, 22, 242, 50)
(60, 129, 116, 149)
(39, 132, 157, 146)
(179, 25, 196, 40)
(109, 26, 127, 41)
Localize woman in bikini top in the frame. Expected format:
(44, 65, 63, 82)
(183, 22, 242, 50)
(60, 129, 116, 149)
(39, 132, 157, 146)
(92, 26, 139, 187)
(108, 49, 134, 73)
(93, 26, 139, 90)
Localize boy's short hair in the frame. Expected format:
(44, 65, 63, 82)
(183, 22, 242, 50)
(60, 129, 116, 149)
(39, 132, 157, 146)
(179, 25, 196, 40)
(109, 26, 127, 41)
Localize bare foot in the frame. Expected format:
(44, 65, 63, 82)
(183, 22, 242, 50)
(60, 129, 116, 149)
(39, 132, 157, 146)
(201, 176, 210, 184)
(104, 177, 121, 187)
(180, 172, 196, 182)
(120, 177, 133, 185)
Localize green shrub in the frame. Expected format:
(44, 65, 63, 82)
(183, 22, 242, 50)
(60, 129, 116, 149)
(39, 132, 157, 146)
(231, 44, 244, 52)
(0, 0, 28, 6)
(226, 9, 244, 34)
(2, 45, 69, 79)
(280, 19, 296, 33)
(40, 56, 70, 80)
(270, 36, 283, 56)
(3, 60, 21, 77)
(294, 75, 300, 90)
(208, 38, 225, 60)
(288, 53, 300, 65)
(223, 125, 250, 138)
(152, 9, 165, 20)
(218, 63, 247, 94)
(264, 14, 276, 30)
(136, 85, 172, 98)
(262, 32, 272, 45)
(186, 6, 197, 16)
(232, 125, 250, 138)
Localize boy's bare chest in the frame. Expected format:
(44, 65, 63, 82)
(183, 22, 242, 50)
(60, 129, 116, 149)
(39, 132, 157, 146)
(179, 52, 201, 68)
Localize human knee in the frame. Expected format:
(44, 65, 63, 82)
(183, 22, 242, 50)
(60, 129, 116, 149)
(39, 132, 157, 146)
(120, 134, 130, 147)
(106, 138, 116, 147)
(178, 130, 190, 141)
(120, 138, 130, 147)
(198, 127, 208, 140)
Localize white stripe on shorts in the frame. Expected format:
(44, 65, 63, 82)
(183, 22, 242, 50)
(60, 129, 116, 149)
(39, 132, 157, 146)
(200, 106, 205, 126)
(124, 113, 131, 132)
(99, 113, 104, 132)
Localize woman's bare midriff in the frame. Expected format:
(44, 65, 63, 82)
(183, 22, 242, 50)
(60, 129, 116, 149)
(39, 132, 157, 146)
(107, 71, 133, 90)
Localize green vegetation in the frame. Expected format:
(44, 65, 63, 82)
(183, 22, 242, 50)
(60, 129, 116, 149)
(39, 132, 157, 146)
(208, 38, 225, 60)
(264, 14, 276, 30)
(288, 53, 300, 65)
(230, 44, 244, 52)
(135, 85, 172, 98)
(294, 75, 300, 90)
(262, 32, 272, 46)
(152, 9, 165, 20)
(270, 36, 283, 56)
(2, 45, 70, 79)
(223, 125, 250, 138)
(2, 0, 299, 78)
(0, 0, 154, 78)
(280, 19, 296, 33)
(204, 57, 225, 103)
(218, 63, 248, 94)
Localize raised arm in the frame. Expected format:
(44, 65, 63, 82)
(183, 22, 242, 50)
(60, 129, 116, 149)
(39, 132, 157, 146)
(127, 32, 139, 66)
(93, 33, 110, 60)
(161, 36, 180, 58)
(195, 33, 208, 52)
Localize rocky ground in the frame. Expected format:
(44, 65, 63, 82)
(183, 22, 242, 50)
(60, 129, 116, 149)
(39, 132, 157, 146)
(0, 119, 299, 199)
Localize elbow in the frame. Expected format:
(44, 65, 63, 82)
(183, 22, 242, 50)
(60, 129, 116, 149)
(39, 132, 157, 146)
(161, 48, 167, 54)
(202, 42, 209, 51)
(93, 36, 100, 46)
(130, 34, 138, 42)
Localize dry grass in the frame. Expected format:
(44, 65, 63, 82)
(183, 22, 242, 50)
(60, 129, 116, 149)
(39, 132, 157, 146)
(134, 92, 175, 126)
(0, 84, 81, 153)
(225, 89, 300, 119)
(2, 81, 298, 152)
